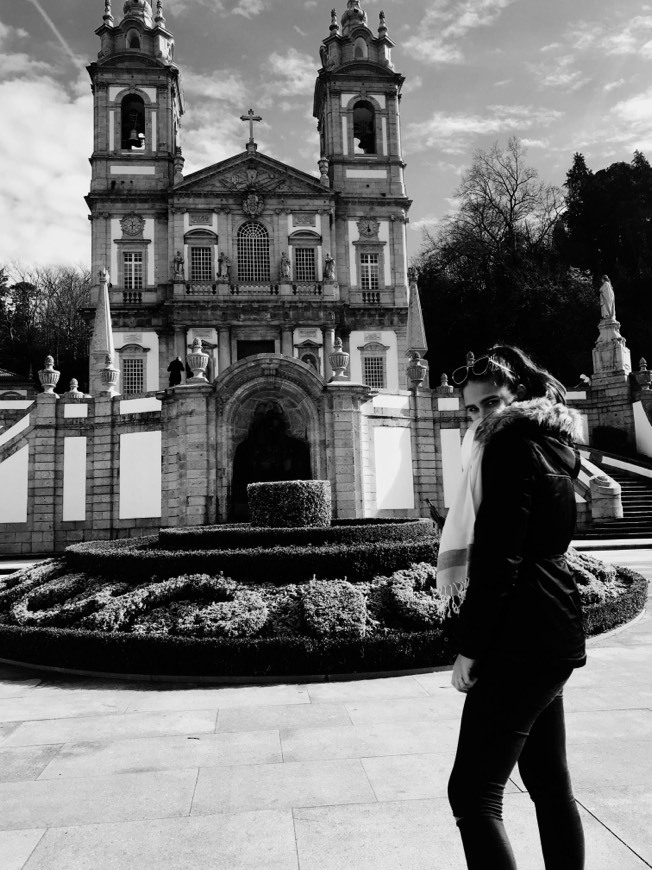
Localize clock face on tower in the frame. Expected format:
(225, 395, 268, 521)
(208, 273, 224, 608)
(121, 214, 145, 236)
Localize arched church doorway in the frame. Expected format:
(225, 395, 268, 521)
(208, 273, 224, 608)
(230, 400, 311, 520)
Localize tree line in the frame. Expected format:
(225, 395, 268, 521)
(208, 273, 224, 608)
(0, 265, 92, 392)
(414, 138, 652, 386)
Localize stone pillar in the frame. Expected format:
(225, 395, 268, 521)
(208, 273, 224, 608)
(218, 326, 231, 375)
(281, 327, 293, 357)
(87, 395, 116, 541)
(593, 318, 631, 375)
(166, 383, 214, 526)
(30, 393, 59, 552)
(323, 326, 335, 381)
(325, 382, 373, 518)
(409, 387, 438, 518)
(589, 474, 623, 520)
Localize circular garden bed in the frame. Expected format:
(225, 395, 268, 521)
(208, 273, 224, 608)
(0, 524, 647, 679)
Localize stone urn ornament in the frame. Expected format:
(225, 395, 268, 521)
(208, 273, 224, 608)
(328, 337, 349, 381)
(38, 356, 60, 394)
(100, 354, 120, 396)
(407, 351, 428, 391)
(187, 338, 209, 382)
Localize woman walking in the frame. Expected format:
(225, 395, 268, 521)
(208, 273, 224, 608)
(438, 345, 586, 869)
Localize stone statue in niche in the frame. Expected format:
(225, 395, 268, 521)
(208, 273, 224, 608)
(217, 252, 231, 281)
(599, 274, 616, 321)
(324, 252, 336, 282)
(280, 251, 292, 282)
(173, 251, 184, 278)
(230, 402, 312, 520)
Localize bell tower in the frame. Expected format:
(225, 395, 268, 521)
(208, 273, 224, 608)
(313, 2, 406, 200)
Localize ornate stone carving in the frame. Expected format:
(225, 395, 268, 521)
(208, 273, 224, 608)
(189, 212, 212, 225)
(294, 213, 317, 227)
(242, 192, 265, 217)
(120, 213, 145, 236)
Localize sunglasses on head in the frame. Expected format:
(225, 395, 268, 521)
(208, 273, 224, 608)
(451, 354, 515, 386)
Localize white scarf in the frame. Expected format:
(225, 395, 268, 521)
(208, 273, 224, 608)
(436, 420, 484, 611)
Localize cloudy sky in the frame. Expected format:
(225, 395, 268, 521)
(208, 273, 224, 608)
(2, 0, 652, 268)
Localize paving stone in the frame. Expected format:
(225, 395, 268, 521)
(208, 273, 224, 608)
(565, 708, 652, 743)
(504, 792, 651, 869)
(39, 730, 282, 779)
(0, 768, 197, 830)
(345, 692, 464, 726)
(0, 694, 130, 723)
(192, 758, 376, 815)
(24, 810, 299, 870)
(0, 828, 46, 870)
(293, 797, 464, 869)
(576, 787, 652, 863)
(0, 721, 20, 745)
(281, 720, 459, 763)
(123, 682, 310, 713)
(0, 745, 63, 783)
(564, 682, 652, 712)
(306, 675, 429, 704)
(2, 709, 218, 747)
(361, 752, 521, 802)
(216, 701, 351, 732)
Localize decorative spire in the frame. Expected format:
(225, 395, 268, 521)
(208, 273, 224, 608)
(103, 0, 115, 25)
(341, 0, 368, 36)
(378, 9, 387, 36)
(406, 268, 428, 359)
(155, 0, 165, 26)
(329, 8, 339, 32)
(90, 268, 117, 396)
(122, 0, 154, 28)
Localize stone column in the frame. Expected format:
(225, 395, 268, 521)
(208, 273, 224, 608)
(281, 326, 294, 357)
(324, 382, 373, 519)
(218, 326, 231, 375)
(323, 326, 335, 381)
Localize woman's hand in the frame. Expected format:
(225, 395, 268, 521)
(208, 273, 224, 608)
(452, 654, 478, 693)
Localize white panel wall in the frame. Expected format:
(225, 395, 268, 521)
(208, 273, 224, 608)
(0, 414, 30, 448)
(440, 428, 463, 508)
(63, 438, 87, 521)
(119, 431, 162, 519)
(379, 220, 391, 286)
(374, 426, 414, 509)
(0, 446, 29, 523)
(634, 401, 652, 457)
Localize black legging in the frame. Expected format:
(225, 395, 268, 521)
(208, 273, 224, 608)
(448, 662, 585, 870)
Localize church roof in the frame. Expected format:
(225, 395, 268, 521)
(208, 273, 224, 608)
(174, 151, 334, 198)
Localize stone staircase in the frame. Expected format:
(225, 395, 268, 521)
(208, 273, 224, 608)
(580, 465, 652, 540)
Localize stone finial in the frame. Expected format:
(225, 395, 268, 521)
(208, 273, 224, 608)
(38, 356, 60, 395)
(405, 267, 428, 359)
(186, 338, 209, 383)
(63, 378, 90, 401)
(330, 8, 339, 31)
(328, 337, 350, 381)
(636, 358, 652, 391)
(103, 0, 115, 25)
(640, 357, 648, 371)
(436, 373, 454, 396)
(122, 0, 154, 27)
(378, 9, 387, 34)
(318, 157, 330, 187)
(155, 0, 165, 25)
(407, 351, 428, 391)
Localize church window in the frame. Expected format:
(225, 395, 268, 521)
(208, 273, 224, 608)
(190, 246, 213, 282)
(123, 252, 143, 289)
(294, 248, 317, 283)
(359, 341, 389, 390)
(237, 222, 271, 283)
(354, 37, 368, 59)
(360, 253, 379, 290)
(121, 95, 146, 150)
(122, 358, 145, 395)
(353, 100, 376, 154)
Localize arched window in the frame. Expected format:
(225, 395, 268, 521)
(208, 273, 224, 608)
(127, 29, 141, 50)
(237, 222, 270, 283)
(121, 94, 145, 150)
(353, 100, 376, 154)
(354, 37, 368, 59)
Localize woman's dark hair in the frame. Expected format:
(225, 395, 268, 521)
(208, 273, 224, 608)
(458, 344, 567, 404)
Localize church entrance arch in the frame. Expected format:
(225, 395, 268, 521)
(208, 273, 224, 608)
(214, 355, 327, 522)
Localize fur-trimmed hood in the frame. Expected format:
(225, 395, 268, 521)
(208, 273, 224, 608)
(476, 397, 584, 446)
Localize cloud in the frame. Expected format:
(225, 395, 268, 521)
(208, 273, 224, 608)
(0, 20, 52, 78)
(264, 48, 316, 97)
(232, 0, 267, 19)
(604, 78, 627, 93)
(182, 68, 249, 104)
(404, 104, 562, 154)
(165, 0, 224, 12)
(528, 55, 591, 92)
(566, 14, 652, 56)
(403, 0, 518, 65)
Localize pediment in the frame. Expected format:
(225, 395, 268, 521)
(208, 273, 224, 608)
(174, 152, 332, 198)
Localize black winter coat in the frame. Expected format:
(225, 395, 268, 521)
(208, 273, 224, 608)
(453, 398, 587, 668)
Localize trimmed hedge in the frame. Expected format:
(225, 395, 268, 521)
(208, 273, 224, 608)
(301, 579, 367, 639)
(248, 480, 331, 528)
(385, 562, 447, 630)
(64, 538, 440, 584)
(582, 567, 648, 636)
(158, 518, 435, 551)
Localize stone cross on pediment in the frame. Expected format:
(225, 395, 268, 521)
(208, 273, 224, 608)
(240, 108, 262, 143)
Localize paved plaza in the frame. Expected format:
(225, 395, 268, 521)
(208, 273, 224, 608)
(0, 549, 650, 869)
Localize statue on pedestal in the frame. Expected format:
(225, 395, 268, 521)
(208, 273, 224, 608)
(599, 274, 616, 321)
(218, 252, 231, 281)
(173, 251, 184, 278)
(280, 251, 292, 282)
(324, 252, 336, 282)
